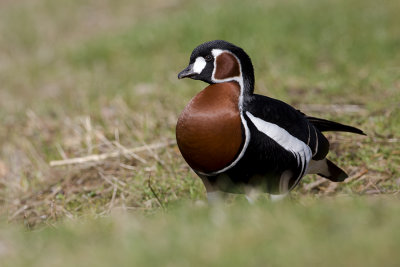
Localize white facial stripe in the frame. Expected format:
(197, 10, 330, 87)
(246, 111, 312, 187)
(210, 49, 244, 110)
(193, 57, 207, 74)
(197, 49, 249, 176)
(211, 49, 223, 57)
(211, 49, 242, 80)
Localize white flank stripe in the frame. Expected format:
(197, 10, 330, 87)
(313, 127, 319, 157)
(246, 111, 312, 185)
(306, 123, 311, 146)
(246, 112, 311, 158)
(193, 57, 207, 74)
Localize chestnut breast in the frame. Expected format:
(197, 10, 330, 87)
(176, 82, 243, 173)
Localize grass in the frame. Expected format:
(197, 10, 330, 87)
(0, 0, 399, 265)
(2, 198, 400, 267)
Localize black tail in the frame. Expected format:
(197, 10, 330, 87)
(307, 116, 366, 135)
(308, 158, 348, 182)
(319, 159, 349, 182)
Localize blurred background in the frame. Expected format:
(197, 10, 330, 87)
(0, 0, 399, 265)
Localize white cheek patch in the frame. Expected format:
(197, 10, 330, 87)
(193, 57, 207, 74)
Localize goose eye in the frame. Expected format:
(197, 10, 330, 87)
(205, 55, 213, 62)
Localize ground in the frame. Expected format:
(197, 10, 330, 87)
(0, 0, 399, 266)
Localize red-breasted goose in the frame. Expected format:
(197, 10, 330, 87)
(176, 40, 365, 201)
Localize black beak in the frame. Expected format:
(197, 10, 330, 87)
(178, 64, 196, 79)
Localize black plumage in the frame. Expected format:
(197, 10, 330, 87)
(177, 40, 365, 197)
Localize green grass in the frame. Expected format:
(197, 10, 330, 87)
(0, 0, 399, 265)
(2, 198, 400, 267)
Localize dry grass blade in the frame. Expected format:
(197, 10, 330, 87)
(49, 141, 176, 167)
(299, 104, 368, 115)
(345, 168, 369, 183)
(303, 177, 328, 191)
(8, 205, 29, 222)
(148, 174, 165, 210)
